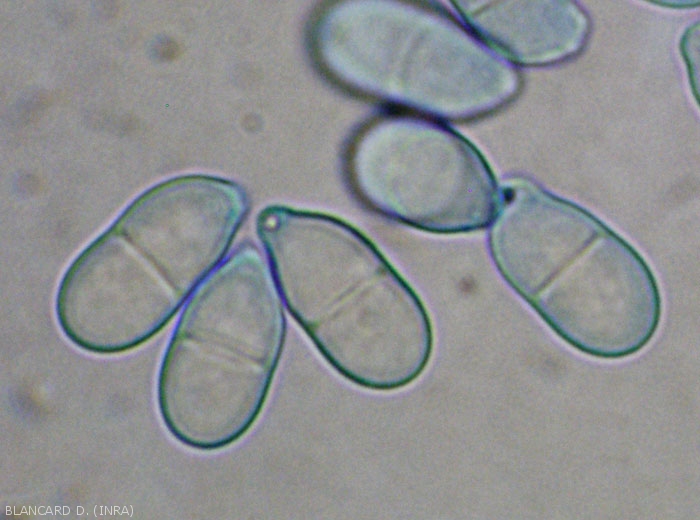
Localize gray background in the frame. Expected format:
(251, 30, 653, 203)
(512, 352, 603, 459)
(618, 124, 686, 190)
(1, 0, 699, 518)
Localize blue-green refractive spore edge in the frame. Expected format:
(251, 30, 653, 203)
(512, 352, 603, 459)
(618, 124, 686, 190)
(307, 0, 519, 120)
(55, 175, 247, 354)
(351, 117, 505, 234)
(257, 205, 433, 389)
(157, 244, 286, 450)
(489, 183, 661, 359)
(681, 21, 700, 108)
(645, 0, 700, 8)
(447, 0, 590, 66)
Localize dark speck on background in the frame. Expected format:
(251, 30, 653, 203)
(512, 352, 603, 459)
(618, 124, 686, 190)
(10, 170, 44, 199)
(91, 0, 121, 21)
(662, 172, 700, 209)
(147, 34, 183, 63)
(82, 109, 140, 138)
(8, 378, 54, 422)
(2, 88, 53, 129)
(457, 275, 478, 296)
(523, 349, 568, 384)
(241, 112, 264, 134)
(46, 3, 77, 29)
